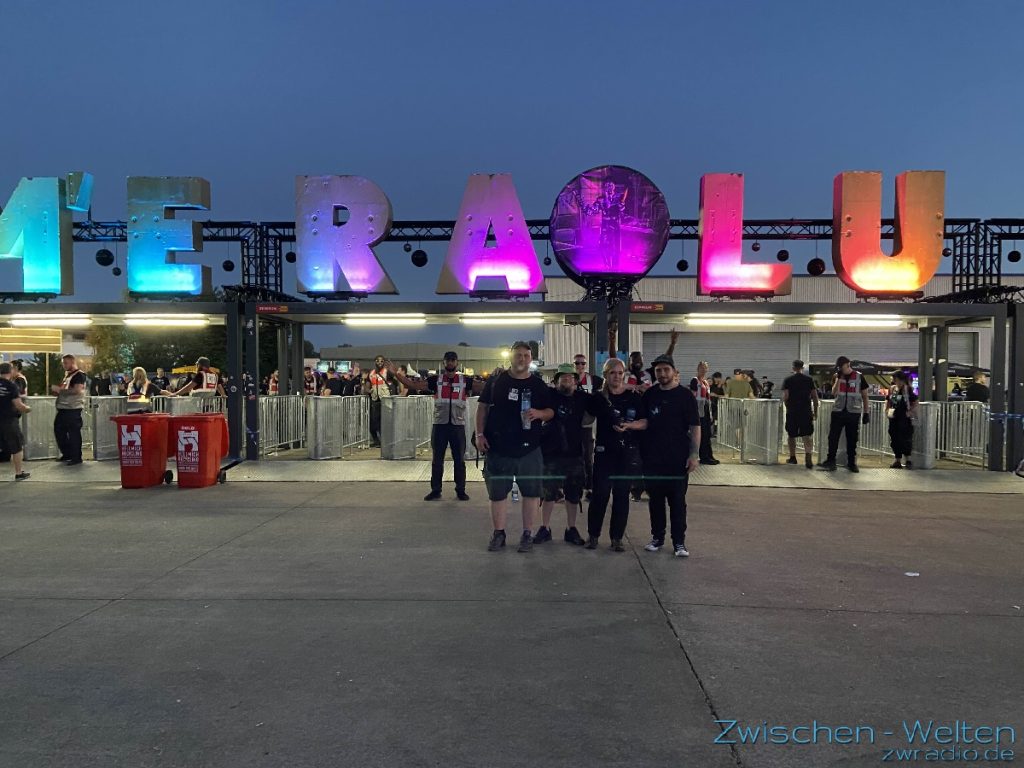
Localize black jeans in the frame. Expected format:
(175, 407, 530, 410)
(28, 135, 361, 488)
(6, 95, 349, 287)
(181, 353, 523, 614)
(430, 422, 466, 493)
(827, 410, 860, 465)
(646, 474, 689, 547)
(888, 418, 914, 460)
(699, 415, 715, 461)
(369, 398, 382, 443)
(581, 428, 595, 490)
(588, 452, 631, 540)
(54, 408, 83, 462)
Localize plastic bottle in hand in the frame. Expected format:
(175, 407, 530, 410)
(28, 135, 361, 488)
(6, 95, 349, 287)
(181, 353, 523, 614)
(511, 481, 520, 502)
(520, 388, 532, 430)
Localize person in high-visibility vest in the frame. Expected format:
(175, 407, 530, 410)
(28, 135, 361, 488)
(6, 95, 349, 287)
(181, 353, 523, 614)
(819, 356, 870, 473)
(390, 352, 478, 501)
(171, 357, 226, 397)
(367, 356, 397, 447)
(268, 370, 280, 396)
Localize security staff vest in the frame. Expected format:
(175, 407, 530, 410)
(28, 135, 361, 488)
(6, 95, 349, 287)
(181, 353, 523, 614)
(835, 371, 864, 414)
(368, 370, 391, 401)
(56, 369, 86, 410)
(693, 377, 710, 418)
(195, 370, 219, 395)
(434, 373, 469, 426)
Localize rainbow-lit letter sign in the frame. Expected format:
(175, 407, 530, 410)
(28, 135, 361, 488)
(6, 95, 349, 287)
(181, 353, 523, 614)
(697, 174, 792, 296)
(832, 171, 945, 294)
(436, 174, 543, 295)
(0, 173, 92, 295)
(126, 177, 211, 295)
(549, 165, 668, 285)
(296, 176, 397, 296)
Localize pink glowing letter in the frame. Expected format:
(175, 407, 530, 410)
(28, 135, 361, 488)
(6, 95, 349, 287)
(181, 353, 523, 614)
(832, 171, 945, 294)
(296, 175, 397, 295)
(697, 174, 792, 296)
(436, 174, 545, 295)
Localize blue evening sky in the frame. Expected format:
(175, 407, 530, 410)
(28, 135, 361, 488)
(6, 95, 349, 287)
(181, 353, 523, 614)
(2, 0, 1022, 348)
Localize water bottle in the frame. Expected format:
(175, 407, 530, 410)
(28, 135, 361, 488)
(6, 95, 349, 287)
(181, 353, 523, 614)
(520, 388, 532, 430)
(511, 481, 520, 503)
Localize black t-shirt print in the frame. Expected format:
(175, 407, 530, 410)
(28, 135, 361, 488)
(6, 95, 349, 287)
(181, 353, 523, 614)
(479, 372, 552, 458)
(641, 385, 700, 471)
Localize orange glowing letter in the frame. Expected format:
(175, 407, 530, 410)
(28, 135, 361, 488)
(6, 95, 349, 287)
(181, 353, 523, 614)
(832, 171, 944, 294)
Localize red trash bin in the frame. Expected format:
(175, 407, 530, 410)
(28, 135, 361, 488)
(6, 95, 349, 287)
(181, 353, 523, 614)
(169, 413, 229, 488)
(111, 413, 174, 489)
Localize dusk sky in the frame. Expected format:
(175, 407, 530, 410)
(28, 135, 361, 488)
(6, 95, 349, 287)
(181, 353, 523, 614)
(3, 0, 1022, 349)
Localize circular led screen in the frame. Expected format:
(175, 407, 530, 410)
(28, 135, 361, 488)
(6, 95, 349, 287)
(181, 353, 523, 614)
(549, 165, 670, 285)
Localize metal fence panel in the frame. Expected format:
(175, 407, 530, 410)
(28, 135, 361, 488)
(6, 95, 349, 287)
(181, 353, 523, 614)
(257, 394, 305, 455)
(464, 396, 479, 461)
(935, 400, 989, 466)
(307, 396, 345, 460)
(741, 398, 783, 465)
(381, 395, 433, 460)
(341, 396, 370, 456)
(714, 397, 746, 455)
(815, 400, 891, 464)
(90, 396, 127, 460)
(22, 396, 94, 461)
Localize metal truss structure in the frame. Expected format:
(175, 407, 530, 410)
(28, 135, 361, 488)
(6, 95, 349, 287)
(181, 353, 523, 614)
(72, 217, 1023, 302)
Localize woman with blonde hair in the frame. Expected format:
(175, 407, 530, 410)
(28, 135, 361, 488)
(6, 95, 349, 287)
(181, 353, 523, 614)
(583, 356, 647, 551)
(125, 367, 166, 412)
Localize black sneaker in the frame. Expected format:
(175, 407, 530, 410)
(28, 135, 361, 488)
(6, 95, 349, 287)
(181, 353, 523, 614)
(424, 490, 442, 501)
(905, 460, 913, 469)
(584, 536, 599, 550)
(487, 531, 506, 551)
(630, 494, 642, 503)
(14, 472, 30, 481)
(817, 460, 837, 471)
(847, 463, 860, 473)
(700, 458, 720, 465)
(786, 456, 798, 465)
(564, 527, 586, 546)
(533, 526, 552, 544)
(610, 539, 625, 552)
(805, 455, 814, 469)
(517, 531, 533, 553)
(890, 460, 903, 469)
(65, 459, 83, 466)
(456, 491, 470, 501)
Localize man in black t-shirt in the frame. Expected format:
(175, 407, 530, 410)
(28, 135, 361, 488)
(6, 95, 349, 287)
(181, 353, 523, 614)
(641, 355, 701, 558)
(323, 368, 345, 396)
(476, 341, 554, 553)
(781, 360, 819, 468)
(0, 362, 32, 480)
(152, 367, 170, 391)
(964, 371, 990, 403)
(536, 364, 591, 546)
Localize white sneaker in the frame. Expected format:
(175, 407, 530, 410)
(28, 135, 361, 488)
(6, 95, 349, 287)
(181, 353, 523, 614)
(674, 545, 690, 558)
(644, 539, 663, 552)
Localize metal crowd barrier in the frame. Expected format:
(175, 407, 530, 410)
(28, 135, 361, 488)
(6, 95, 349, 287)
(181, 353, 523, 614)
(21, 396, 94, 460)
(713, 397, 782, 464)
(340, 395, 370, 456)
(257, 394, 305, 455)
(814, 400, 892, 465)
(90, 396, 127, 460)
(464, 396, 479, 461)
(150, 395, 227, 415)
(381, 395, 433, 460)
(714, 397, 746, 455)
(934, 400, 989, 466)
(306, 395, 373, 459)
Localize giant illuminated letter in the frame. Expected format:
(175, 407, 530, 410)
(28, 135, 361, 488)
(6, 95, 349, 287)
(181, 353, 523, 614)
(295, 176, 396, 295)
(126, 177, 211, 295)
(832, 171, 945, 294)
(697, 174, 792, 296)
(0, 172, 92, 294)
(437, 173, 544, 295)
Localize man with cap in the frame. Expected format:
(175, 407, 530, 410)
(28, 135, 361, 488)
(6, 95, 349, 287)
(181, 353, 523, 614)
(782, 360, 819, 468)
(171, 357, 226, 397)
(535, 364, 592, 546)
(819, 356, 870, 473)
(389, 352, 477, 501)
(641, 354, 701, 557)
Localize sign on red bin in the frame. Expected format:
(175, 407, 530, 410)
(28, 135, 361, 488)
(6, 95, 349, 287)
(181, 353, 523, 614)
(111, 413, 174, 489)
(169, 413, 229, 488)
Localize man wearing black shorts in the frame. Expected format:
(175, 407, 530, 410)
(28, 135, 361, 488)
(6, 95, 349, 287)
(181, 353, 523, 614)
(781, 360, 818, 468)
(0, 362, 31, 480)
(476, 341, 554, 553)
(536, 364, 590, 546)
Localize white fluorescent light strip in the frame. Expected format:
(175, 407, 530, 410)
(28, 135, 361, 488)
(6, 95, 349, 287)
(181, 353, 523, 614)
(811, 313, 901, 319)
(810, 319, 903, 328)
(125, 318, 210, 327)
(9, 315, 92, 327)
(344, 314, 426, 327)
(461, 318, 545, 326)
(686, 313, 775, 319)
(461, 312, 544, 319)
(685, 318, 775, 327)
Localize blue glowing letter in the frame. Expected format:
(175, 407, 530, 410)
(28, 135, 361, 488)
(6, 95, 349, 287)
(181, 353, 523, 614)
(0, 173, 92, 295)
(127, 177, 211, 295)
(295, 175, 397, 295)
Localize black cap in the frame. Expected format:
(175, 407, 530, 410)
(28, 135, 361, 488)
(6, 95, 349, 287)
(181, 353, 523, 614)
(443, 351, 458, 360)
(651, 354, 676, 370)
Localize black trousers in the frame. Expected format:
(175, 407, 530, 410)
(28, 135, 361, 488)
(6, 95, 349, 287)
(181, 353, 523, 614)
(54, 409, 83, 462)
(588, 453, 631, 540)
(369, 399, 382, 443)
(826, 410, 860, 465)
(582, 428, 595, 490)
(698, 415, 715, 461)
(430, 423, 467, 493)
(888, 419, 914, 460)
(646, 474, 689, 547)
